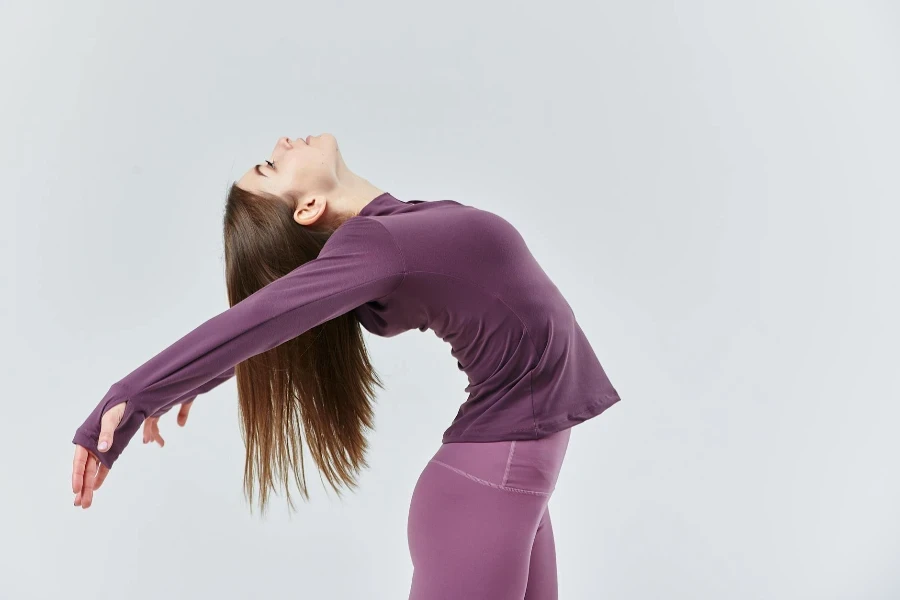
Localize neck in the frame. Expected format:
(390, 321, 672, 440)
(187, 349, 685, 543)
(333, 161, 385, 220)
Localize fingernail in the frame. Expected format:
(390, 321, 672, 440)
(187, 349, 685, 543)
(98, 440, 108, 450)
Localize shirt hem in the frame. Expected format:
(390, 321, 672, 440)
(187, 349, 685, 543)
(441, 393, 622, 443)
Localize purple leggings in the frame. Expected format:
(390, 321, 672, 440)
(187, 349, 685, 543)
(407, 426, 573, 599)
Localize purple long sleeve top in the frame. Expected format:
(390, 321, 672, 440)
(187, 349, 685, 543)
(73, 193, 622, 468)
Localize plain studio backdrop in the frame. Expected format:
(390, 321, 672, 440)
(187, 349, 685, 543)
(2, 1, 898, 598)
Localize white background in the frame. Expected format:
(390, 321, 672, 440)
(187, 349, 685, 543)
(2, 1, 898, 598)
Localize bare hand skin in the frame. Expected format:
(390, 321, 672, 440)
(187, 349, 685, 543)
(71, 400, 194, 509)
(142, 400, 194, 447)
(72, 401, 125, 509)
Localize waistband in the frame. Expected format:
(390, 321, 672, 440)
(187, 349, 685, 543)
(429, 427, 572, 495)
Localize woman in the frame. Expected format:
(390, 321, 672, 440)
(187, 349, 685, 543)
(70, 133, 622, 599)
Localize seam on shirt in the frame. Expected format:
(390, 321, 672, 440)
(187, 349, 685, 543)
(362, 216, 408, 301)
(93, 219, 401, 444)
(402, 269, 545, 435)
(132, 272, 404, 406)
(408, 270, 543, 435)
(483, 328, 526, 382)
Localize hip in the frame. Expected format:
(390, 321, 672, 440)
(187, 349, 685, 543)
(426, 426, 573, 496)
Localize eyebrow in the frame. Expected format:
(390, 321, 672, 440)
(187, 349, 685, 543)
(254, 164, 266, 178)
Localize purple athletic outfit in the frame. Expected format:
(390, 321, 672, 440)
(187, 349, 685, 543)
(72, 192, 621, 598)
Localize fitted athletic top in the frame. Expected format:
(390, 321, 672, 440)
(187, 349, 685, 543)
(73, 193, 622, 468)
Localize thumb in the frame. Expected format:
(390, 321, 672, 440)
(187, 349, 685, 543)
(97, 401, 127, 453)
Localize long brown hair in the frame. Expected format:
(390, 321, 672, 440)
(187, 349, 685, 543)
(223, 183, 384, 516)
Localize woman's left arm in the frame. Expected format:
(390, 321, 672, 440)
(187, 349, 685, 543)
(72, 216, 405, 470)
(147, 365, 236, 419)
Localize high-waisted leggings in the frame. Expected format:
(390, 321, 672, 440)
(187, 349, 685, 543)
(407, 426, 573, 599)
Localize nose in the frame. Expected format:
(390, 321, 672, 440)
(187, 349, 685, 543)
(269, 136, 292, 161)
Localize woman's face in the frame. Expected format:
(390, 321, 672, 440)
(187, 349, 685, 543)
(236, 133, 341, 205)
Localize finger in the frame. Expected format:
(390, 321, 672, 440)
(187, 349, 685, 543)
(80, 452, 99, 509)
(177, 401, 193, 427)
(143, 417, 157, 444)
(94, 464, 111, 491)
(98, 401, 127, 454)
(152, 420, 165, 447)
(72, 445, 88, 495)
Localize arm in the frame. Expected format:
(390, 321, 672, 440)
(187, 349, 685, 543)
(148, 365, 235, 418)
(72, 216, 405, 469)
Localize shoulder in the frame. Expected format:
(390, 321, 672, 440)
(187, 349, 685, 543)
(324, 215, 394, 250)
(320, 216, 404, 270)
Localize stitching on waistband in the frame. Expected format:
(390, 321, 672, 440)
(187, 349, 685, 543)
(501, 441, 516, 487)
(429, 459, 550, 497)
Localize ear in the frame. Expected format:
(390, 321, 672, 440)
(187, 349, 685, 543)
(294, 195, 327, 227)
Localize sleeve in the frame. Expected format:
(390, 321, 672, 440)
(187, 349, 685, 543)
(148, 365, 236, 418)
(72, 216, 405, 469)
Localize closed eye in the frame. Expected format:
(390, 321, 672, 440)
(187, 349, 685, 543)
(254, 162, 274, 177)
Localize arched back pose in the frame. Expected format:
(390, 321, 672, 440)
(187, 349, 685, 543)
(70, 133, 622, 599)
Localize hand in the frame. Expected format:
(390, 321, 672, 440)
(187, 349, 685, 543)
(143, 400, 194, 447)
(72, 400, 127, 509)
